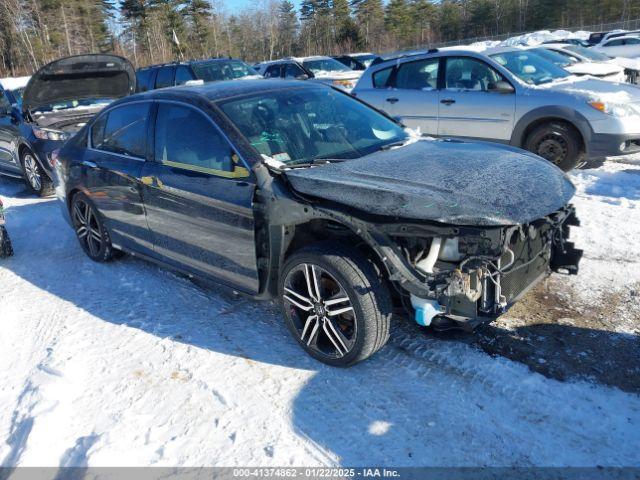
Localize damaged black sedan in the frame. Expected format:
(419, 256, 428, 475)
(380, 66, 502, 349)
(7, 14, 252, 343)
(53, 80, 582, 366)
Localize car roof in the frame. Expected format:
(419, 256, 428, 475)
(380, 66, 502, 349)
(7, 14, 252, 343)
(138, 58, 239, 70)
(130, 79, 322, 103)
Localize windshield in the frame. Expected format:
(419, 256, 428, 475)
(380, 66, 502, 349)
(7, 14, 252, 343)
(302, 58, 352, 74)
(531, 48, 575, 67)
(192, 60, 258, 82)
(565, 45, 611, 61)
(219, 87, 407, 166)
(490, 50, 571, 85)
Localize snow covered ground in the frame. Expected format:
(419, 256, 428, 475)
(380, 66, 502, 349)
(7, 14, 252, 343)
(0, 154, 639, 467)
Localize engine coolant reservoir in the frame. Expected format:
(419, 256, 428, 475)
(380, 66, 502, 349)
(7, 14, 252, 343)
(438, 237, 463, 262)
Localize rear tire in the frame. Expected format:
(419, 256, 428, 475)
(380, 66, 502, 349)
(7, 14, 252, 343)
(279, 243, 392, 367)
(21, 149, 53, 197)
(71, 192, 116, 262)
(524, 122, 585, 171)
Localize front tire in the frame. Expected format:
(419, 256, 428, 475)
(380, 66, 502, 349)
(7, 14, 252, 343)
(524, 122, 585, 171)
(21, 149, 53, 197)
(279, 243, 392, 367)
(71, 192, 116, 262)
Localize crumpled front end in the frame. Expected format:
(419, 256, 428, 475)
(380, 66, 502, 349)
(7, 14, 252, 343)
(363, 205, 582, 329)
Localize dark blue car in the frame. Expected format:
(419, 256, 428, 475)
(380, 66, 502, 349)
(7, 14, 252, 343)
(0, 54, 135, 196)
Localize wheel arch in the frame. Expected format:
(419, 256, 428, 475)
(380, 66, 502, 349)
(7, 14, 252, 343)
(511, 107, 592, 154)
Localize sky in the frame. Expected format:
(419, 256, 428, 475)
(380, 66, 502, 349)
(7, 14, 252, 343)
(223, 0, 302, 13)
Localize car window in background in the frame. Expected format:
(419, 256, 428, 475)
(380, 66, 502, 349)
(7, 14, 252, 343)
(0, 91, 11, 113)
(96, 103, 150, 158)
(136, 69, 151, 92)
(372, 67, 393, 88)
(175, 66, 195, 85)
(445, 57, 505, 91)
(154, 104, 232, 173)
(264, 65, 281, 78)
(395, 58, 439, 90)
(191, 60, 256, 82)
(491, 51, 570, 85)
(219, 87, 407, 165)
(302, 58, 352, 74)
(354, 54, 377, 67)
(564, 45, 610, 61)
(284, 63, 306, 79)
(531, 48, 575, 67)
(155, 67, 175, 89)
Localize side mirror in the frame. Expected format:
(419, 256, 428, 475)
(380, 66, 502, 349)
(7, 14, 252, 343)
(490, 80, 515, 94)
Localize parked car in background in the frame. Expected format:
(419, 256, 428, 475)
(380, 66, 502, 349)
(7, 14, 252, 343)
(333, 53, 380, 70)
(533, 46, 627, 82)
(593, 36, 640, 58)
(136, 58, 261, 92)
(0, 54, 135, 196)
(542, 38, 591, 48)
(53, 79, 581, 366)
(353, 47, 640, 171)
(541, 43, 638, 83)
(0, 76, 30, 107)
(0, 198, 13, 258)
(254, 56, 362, 91)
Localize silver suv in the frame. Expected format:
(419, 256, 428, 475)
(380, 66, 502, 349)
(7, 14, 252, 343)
(353, 47, 640, 170)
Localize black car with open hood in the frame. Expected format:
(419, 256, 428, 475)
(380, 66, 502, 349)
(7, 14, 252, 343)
(0, 54, 135, 196)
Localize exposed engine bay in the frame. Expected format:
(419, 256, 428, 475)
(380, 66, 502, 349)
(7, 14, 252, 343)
(390, 205, 582, 328)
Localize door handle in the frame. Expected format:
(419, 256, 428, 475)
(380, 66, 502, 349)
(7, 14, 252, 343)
(440, 98, 456, 105)
(386, 97, 399, 104)
(82, 160, 97, 168)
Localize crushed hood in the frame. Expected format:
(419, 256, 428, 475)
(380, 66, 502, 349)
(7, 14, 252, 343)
(23, 54, 136, 113)
(285, 140, 576, 226)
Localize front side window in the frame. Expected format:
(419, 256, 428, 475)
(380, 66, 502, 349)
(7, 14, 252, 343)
(191, 60, 257, 82)
(95, 103, 149, 157)
(491, 51, 570, 85)
(154, 104, 232, 173)
(175, 66, 195, 86)
(565, 45, 610, 61)
(445, 57, 507, 91)
(219, 87, 407, 166)
(155, 67, 175, 89)
(264, 65, 282, 78)
(395, 58, 439, 90)
(604, 39, 624, 47)
(284, 63, 306, 79)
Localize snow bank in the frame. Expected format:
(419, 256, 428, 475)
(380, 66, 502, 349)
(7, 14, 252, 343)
(0, 76, 30, 91)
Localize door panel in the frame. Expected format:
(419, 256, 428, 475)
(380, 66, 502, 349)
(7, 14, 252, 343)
(85, 102, 153, 253)
(142, 102, 259, 293)
(387, 58, 440, 135)
(437, 57, 515, 141)
(0, 92, 20, 169)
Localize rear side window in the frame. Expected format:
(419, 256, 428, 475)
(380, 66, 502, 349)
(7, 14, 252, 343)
(372, 67, 392, 88)
(154, 104, 233, 173)
(395, 58, 439, 90)
(155, 67, 175, 89)
(96, 103, 150, 158)
(264, 65, 281, 78)
(136, 69, 152, 92)
(175, 66, 194, 85)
